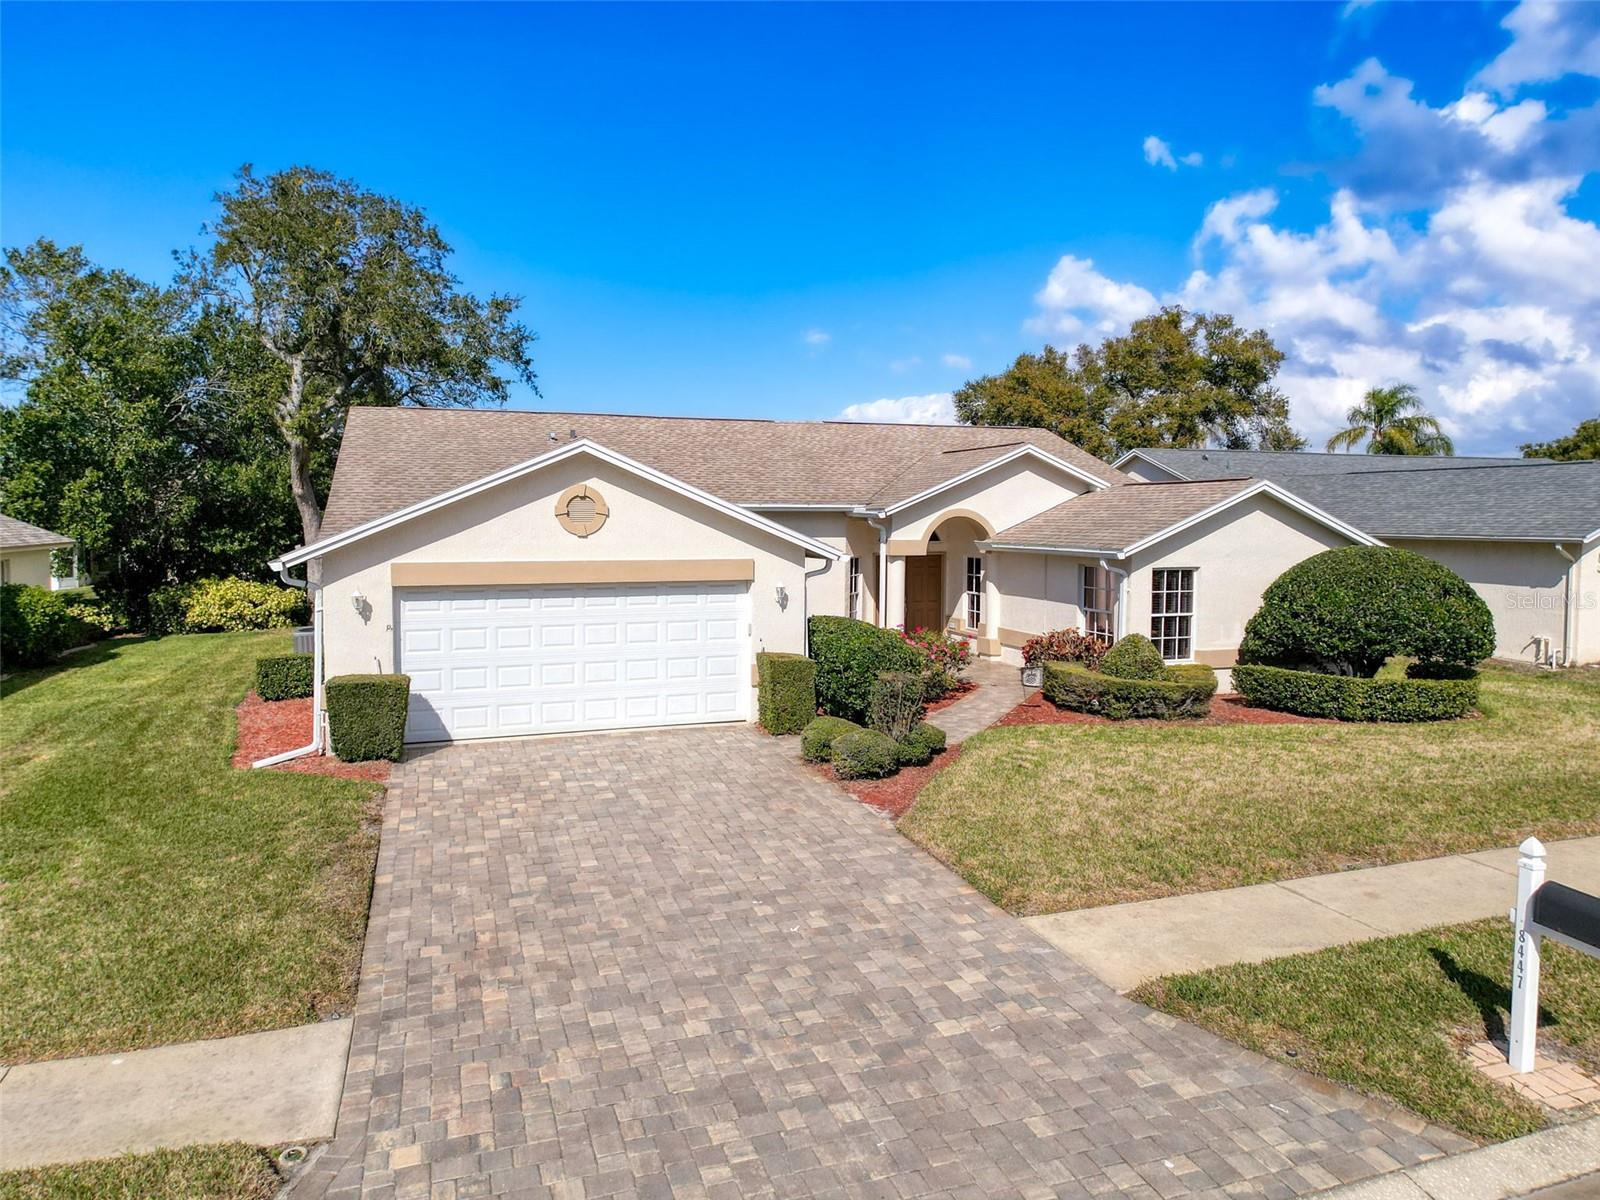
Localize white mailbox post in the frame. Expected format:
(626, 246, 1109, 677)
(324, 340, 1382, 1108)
(1508, 836, 1600, 1073)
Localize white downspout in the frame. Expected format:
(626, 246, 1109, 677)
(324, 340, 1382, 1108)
(866, 513, 891, 627)
(802, 556, 833, 656)
(1099, 557, 1129, 641)
(1554, 542, 1577, 668)
(252, 562, 324, 768)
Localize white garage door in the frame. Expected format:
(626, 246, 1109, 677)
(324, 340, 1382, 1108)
(397, 582, 749, 743)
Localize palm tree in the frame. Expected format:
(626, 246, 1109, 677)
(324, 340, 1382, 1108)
(1325, 384, 1454, 456)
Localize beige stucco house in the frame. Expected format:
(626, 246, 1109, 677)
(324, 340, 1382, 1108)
(0, 514, 75, 590)
(272, 410, 1382, 745)
(1116, 450, 1600, 668)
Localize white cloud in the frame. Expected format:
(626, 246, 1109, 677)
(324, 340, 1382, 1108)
(889, 355, 922, 373)
(802, 328, 831, 347)
(1475, 1, 1600, 94)
(1026, 46, 1600, 453)
(942, 353, 972, 370)
(834, 393, 957, 424)
(1143, 135, 1203, 171)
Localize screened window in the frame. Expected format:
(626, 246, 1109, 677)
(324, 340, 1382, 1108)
(1150, 568, 1195, 660)
(847, 556, 862, 619)
(965, 556, 984, 629)
(1080, 564, 1116, 641)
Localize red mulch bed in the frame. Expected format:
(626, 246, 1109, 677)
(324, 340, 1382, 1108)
(232, 692, 392, 781)
(994, 690, 1336, 728)
(924, 680, 978, 714)
(812, 744, 966, 820)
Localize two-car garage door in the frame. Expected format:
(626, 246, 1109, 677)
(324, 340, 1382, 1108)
(397, 582, 748, 743)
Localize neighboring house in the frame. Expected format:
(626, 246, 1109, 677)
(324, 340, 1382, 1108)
(0, 514, 77, 590)
(1115, 450, 1600, 668)
(271, 409, 1376, 744)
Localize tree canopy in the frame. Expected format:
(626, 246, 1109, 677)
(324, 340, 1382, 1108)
(1325, 384, 1453, 456)
(1520, 416, 1600, 461)
(954, 307, 1304, 459)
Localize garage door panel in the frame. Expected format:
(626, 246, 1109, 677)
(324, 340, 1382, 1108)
(398, 582, 750, 742)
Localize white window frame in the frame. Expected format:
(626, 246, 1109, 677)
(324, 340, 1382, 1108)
(964, 556, 984, 630)
(1150, 567, 1196, 662)
(847, 556, 862, 620)
(1080, 564, 1116, 642)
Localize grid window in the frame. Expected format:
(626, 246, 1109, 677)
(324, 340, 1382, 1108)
(1150, 568, 1195, 660)
(965, 556, 984, 629)
(1080, 564, 1116, 641)
(847, 556, 862, 620)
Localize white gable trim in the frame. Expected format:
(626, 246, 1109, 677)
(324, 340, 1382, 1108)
(875, 444, 1109, 518)
(271, 439, 843, 570)
(1111, 450, 1193, 481)
(1120, 481, 1381, 557)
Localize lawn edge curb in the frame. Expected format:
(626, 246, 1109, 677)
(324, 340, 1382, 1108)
(1309, 1115, 1600, 1199)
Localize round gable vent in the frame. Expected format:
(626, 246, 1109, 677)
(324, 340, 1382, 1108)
(555, 484, 609, 537)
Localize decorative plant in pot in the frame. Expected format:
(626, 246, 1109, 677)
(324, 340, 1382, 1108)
(1019, 627, 1110, 688)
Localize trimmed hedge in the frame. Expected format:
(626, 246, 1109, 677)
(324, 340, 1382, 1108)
(869, 670, 926, 740)
(255, 653, 314, 701)
(831, 728, 901, 779)
(325, 673, 411, 762)
(1232, 663, 1478, 722)
(1043, 662, 1218, 720)
(1239, 547, 1494, 677)
(0, 584, 93, 667)
(757, 652, 817, 735)
(896, 722, 947, 767)
(801, 715, 861, 762)
(808, 616, 921, 723)
(1100, 634, 1165, 680)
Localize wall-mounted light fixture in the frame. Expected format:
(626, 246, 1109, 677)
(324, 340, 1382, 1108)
(775, 584, 789, 610)
(351, 588, 366, 613)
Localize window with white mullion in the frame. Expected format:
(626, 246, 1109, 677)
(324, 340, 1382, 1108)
(847, 556, 862, 620)
(1149, 568, 1195, 660)
(965, 556, 984, 629)
(1080, 564, 1115, 641)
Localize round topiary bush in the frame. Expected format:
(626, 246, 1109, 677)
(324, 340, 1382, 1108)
(831, 728, 901, 779)
(895, 722, 948, 766)
(801, 715, 861, 762)
(1100, 633, 1166, 679)
(1239, 547, 1494, 677)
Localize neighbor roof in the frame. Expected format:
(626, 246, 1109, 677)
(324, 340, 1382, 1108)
(318, 408, 1123, 538)
(1117, 448, 1547, 481)
(1283, 460, 1600, 542)
(988, 477, 1380, 557)
(0, 513, 73, 551)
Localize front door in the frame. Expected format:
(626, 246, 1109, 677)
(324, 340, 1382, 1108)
(904, 554, 943, 632)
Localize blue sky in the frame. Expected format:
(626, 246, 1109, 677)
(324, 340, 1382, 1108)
(4, 1, 1598, 454)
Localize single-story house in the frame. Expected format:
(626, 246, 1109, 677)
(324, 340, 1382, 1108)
(270, 409, 1383, 745)
(1115, 450, 1600, 668)
(0, 514, 76, 590)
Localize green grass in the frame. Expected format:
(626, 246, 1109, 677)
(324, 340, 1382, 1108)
(0, 632, 381, 1063)
(1131, 920, 1600, 1142)
(0, 1144, 280, 1200)
(899, 667, 1600, 914)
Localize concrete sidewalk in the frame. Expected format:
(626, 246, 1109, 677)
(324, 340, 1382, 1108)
(1025, 835, 1600, 991)
(0, 1019, 351, 1169)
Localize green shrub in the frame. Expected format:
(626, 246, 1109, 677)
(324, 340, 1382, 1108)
(831, 728, 901, 779)
(1043, 662, 1217, 720)
(1239, 547, 1495, 676)
(1100, 633, 1166, 680)
(255, 653, 314, 701)
(869, 670, 926, 740)
(146, 582, 195, 636)
(180, 577, 307, 633)
(808, 616, 921, 723)
(896, 722, 948, 766)
(757, 652, 817, 735)
(899, 627, 973, 698)
(325, 673, 411, 761)
(801, 715, 861, 762)
(1232, 663, 1478, 722)
(0, 584, 93, 667)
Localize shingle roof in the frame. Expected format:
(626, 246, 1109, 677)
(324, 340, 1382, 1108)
(1284, 461, 1600, 541)
(1124, 448, 1546, 481)
(990, 479, 1256, 554)
(0, 513, 73, 551)
(318, 408, 1122, 538)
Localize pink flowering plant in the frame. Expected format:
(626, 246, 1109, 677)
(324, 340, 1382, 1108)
(897, 626, 973, 697)
(1020, 627, 1110, 670)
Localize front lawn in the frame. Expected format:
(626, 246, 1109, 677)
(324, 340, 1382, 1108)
(0, 631, 380, 1063)
(0, 1144, 280, 1200)
(898, 666, 1600, 914)
(1131, 920, 1600, 1142)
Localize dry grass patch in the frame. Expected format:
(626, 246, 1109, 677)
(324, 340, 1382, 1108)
(898, 667, 1600, 914)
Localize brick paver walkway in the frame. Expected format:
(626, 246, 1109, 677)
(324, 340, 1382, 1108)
(933, 658, 1030, 744)
(293, 726, 1469, 1200)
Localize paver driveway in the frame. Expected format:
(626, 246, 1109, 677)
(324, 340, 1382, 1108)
(294, 726, 1469, 1200)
